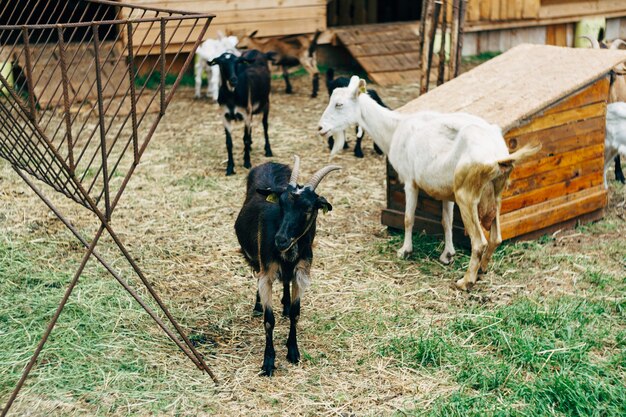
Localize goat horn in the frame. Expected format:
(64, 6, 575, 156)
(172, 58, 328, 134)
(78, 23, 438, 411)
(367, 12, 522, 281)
(579, 35, 600, 49)
(304, 165, 341, 191)
(610, 39, 626, 49)
(289, 155, 301, 187)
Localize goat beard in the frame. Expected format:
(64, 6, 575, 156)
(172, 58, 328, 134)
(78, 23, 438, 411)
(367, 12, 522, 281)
(280, 242, 299, 262)
(329, 130, 347, 159)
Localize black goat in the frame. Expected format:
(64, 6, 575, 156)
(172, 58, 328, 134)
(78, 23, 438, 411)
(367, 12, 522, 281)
(325, 68, 384, 158)
(209, 50, 273, 175)
(235, 156, 340, 376)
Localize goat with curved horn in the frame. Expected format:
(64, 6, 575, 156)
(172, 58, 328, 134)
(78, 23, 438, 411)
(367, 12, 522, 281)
(579, 35, 602, 49)
(610, 39, 626, 49)
(305, 165, 341, 190)
(289, 155, 301, 186)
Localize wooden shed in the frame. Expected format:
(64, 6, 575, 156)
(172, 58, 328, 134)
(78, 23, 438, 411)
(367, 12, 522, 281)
(381, 44, 626, 242)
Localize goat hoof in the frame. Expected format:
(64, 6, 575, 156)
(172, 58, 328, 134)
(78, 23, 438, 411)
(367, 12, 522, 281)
(226, 167, 235, 176)
(285, 89, 293, 94)
(311, 93, 317, 98)
(260, 358, 276, 376)
(265, 149, 273, 157)
(397, 248, 412, 259)
(282, 306, 290, 317)
(286, 347, 300, 364)
(354, 149, 364, 158)
(453, 279, 473, 292)
(244, 161, 252, 169)
(253, 304, 263, 317)
(439, 251, 455, 265)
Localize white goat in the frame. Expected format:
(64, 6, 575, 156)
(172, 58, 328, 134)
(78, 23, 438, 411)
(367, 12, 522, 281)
(318, 76, 540, 290)
(605, 102, 626, 186)
(581, 35, 626, 184)
(194, 33, 240, 100)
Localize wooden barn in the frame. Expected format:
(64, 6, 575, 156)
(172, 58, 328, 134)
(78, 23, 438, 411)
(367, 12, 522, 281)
(381, 44, 626, 242)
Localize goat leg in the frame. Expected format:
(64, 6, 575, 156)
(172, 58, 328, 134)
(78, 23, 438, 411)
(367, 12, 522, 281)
(398, 182, 418, 258)
(311, 73, 319, 98)
(615, 155, 625, 183)
(223, 116, 235, 176)
(354, 125, 364, 158)
(253, 290, 263, 316)
(287, 260, 310, 364)
(439, 201, 456, 264)
(243, 119, 253, 169)
(281, 279, 291, 317)
(258, 269, 277, 376)
(282, 66, 293, 94)
(262, 104, 273, 157)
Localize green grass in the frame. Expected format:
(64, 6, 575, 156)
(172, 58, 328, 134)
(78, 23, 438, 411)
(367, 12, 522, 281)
(134, 71, 195, 90)
(0, 237, 215, 415)
(380, 296, 626, 416)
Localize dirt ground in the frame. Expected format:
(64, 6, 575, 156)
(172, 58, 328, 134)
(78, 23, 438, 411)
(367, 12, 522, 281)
(1, 72, 625, 416)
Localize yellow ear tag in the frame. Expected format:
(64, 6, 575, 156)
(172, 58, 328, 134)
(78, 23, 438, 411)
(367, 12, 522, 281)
(322, 206, 329, 215)
(359, 85, 366, 94)
(266, 193, 278, 203)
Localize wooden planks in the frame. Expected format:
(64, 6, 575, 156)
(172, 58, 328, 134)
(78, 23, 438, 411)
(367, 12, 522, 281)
(334, 22, 420, 86)
(383, 76, 611, 241)
(118, 0, 326, 56)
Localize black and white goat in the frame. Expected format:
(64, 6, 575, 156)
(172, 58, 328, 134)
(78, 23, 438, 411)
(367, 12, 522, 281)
(209, 50, 273, 175)
(325, 69, 384, 158)
(235, 156, 340, 376)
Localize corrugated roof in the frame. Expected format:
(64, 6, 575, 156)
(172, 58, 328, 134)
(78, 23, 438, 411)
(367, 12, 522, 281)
(398, 44, 626, 132)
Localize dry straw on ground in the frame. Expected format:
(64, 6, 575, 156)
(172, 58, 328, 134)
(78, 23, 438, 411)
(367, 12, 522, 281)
(1, 73, 625, 416)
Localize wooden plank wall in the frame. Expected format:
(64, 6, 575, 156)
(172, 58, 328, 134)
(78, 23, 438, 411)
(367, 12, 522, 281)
(119, 0, 326, 55)
(382, 77, 609, 242)
(466, 0, 540, 22)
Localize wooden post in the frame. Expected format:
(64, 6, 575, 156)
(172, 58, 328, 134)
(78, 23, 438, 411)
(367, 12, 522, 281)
(437, 0, 448, 86)
(448, 0, 460, 82)
(454, 0, 468, 78)
(420, 0, 434, 94)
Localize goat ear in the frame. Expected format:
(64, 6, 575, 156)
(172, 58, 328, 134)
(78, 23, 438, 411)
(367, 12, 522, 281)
(316, 196, 332, 214)
(265, 51, 278, 63)
(256, 188, 280, 203)
(358, 78, 367, 94)
(347, 75, 361, 98)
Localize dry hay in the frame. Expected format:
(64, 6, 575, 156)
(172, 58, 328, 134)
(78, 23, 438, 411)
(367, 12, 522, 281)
(1, 72, 625, 416)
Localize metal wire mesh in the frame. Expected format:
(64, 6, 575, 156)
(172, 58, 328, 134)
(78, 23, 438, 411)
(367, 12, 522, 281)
(0, 0, 213, 218)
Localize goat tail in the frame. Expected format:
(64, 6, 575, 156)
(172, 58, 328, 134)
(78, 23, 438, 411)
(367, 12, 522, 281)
(496, 142, 541, 175)
(308, 30, 322, 57)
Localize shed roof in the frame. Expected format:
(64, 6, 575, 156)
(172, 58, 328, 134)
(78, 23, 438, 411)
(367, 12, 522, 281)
(398, 44, 626, 132)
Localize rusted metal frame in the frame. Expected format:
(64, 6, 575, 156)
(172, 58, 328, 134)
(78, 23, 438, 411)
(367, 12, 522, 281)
(159, 18, 166, 116)
(161, 18, 206, 105)
(56, 26, 75, 174)
(44, 9, 121, 149)
(2, 0, 38, 36)
(0, 65, 93, 209)
(0, 74, 65, 184)
(92, 25, 112, 221)
(93, 15, 209, 204)
(93, 14, 201, 203)
(0, 105, 86, 206)
(0, 12, 215, 31)
(0, 106, 38, 170)
(21, 0, 82, 114)
(34, 2, 109, 137)
(126, 22, 139, 163)
(51, 145, 218, 383)
(86, 16, 189, 199)
(437, 0, 448, 86)
(87, 0, 202, 17)
(454, 0, 467, 79)
(0, 103, 49, 179)
(22, 26, 37, 123)
(13, 167, 207, 370)
(0, 223, 106, 417)
(72, 14, 162, 179)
